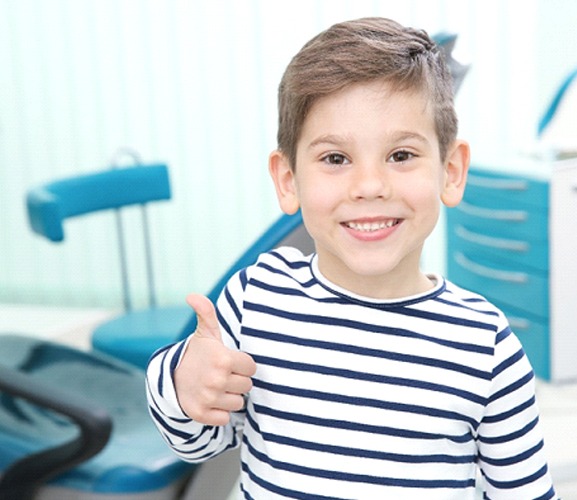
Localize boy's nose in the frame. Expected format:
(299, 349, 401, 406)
(349, 163, 392, 200)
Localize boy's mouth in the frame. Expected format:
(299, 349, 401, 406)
(343, 219, 401, 232)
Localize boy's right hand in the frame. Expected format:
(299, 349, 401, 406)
(174, 293, 257, 426)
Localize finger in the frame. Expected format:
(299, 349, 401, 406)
(230, 351, 257, 378)
(214, 393, 247, 413)
(201, 408, 234, 427)
(186, 293, 221, 341)
(225, 373, 254, 395)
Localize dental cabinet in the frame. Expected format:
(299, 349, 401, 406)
(446, 157, 577, 382)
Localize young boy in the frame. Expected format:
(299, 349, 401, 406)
(147, 17, 557, 499)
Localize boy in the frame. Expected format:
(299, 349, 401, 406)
(147, 17, 557, 499)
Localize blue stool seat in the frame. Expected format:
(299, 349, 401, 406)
(92, 305, 192, 368)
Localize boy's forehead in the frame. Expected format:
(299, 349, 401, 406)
(301, 80, 434, 137)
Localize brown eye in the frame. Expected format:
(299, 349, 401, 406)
(323, 153, 349, 165)
(389, 150, 414, 163)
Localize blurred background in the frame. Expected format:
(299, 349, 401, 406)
(1, 0, 576, 309)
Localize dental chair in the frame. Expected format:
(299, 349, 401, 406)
(0, 196, 309, 498)
(25, 160, 311, 369)
(25, 155, 192, 369)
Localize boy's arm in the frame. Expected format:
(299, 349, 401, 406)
(146, 278, 255, 463)
(477, 325, 557, 499)
(146, 338, 236, 463)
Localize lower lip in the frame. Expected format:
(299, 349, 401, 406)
(342, 221, 401, 242)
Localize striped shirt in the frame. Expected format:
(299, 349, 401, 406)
(147, 247, 557, 499)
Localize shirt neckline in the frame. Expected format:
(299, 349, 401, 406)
(309, 253, 446, 308)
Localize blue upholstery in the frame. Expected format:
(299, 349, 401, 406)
(0, 334, 194, 499)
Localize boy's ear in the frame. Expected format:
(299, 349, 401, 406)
(441, 140, 470, 208)
(269, 150, 300, 215)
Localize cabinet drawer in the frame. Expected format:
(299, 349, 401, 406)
(448, 200, 548, 243)
(447, 250, 549, 317)
(466, 168, 549, 210)
(447, 222, 549, 272)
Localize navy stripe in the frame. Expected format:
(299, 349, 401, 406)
(167, 341, 185, 392)
(253, 354, 487, 405)
(246, 410, 474, 464)
(241, 460, 351, 500)
(239, 267, 248, 290)
(484, 463, 550, 489)
(253, 378, 479, 427)
(269, 250, 312, 269)
(493, 348, 525, 377)
(224, 285, 242, 323)
(433, 296, 500, 317)
(218, 310, 241, 349)
(395, 305, 497, 331)
(479, 440, 544, 466)
(243, 327, 492, 380)
(149, 407, 195, 440)
(496, 326, 512, 344)
(244, 434, 476, 489)
(245, 302, 494, 355)
(478, 416, 539, 444)
(482, 395, 536, 424)
(489, 371, 534, 403)
(253, 404, 473, 443)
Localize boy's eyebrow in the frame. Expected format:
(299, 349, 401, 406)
(307, 131, 432, 150)
(390, 131, 432, 145)
(307, 134, 351, 150)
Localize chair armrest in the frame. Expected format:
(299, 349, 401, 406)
(0, 365, 113, 500)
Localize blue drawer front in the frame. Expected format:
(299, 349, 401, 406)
(465, 167, 549, 210)
(447, 250, 549, 318)
(449, 199, 548, 243)
(446, 214, 549, 273)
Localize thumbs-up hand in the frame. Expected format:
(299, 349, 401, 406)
(174, 293, 257, 426)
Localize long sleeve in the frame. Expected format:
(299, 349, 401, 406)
(477, 326, 557, 499)
(145, 290, 246, 463)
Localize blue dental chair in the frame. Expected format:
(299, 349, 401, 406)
(25, 158, 193, 369)
(0, 201, 309, 498)
(25, 161, 310, 369)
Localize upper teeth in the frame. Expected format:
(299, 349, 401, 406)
(346, 220, 397, 232)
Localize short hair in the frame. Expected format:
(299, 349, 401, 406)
(276, 17, 458, 168)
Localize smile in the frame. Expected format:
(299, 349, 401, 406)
(344, 219, 400, 232)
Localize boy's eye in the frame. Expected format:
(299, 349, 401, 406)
(389, 150, 414, 163)
(322, 153, 349, 165)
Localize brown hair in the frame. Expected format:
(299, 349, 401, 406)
(276, 17, 458, 168)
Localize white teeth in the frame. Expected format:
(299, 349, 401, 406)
(346, 220, 398, 232)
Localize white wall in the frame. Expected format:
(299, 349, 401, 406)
(1, 0, 573, 309)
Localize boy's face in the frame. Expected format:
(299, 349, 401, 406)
(270, 79, 469, 299)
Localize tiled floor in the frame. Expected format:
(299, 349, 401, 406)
(1, 303, 577, 499)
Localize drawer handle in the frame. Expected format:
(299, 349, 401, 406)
(457, 201, 528, 221)
(467, 174, 529, 191)
(454, 252, 529, 283)
(508, 316, 531, 330)
(455, 225, 529, 252)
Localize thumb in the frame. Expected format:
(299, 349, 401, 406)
(186, 293, 222, 342)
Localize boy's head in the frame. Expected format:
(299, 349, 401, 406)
(276, 17, 457, 168)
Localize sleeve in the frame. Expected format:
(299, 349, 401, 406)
(477, 323, 557, 499)
(145, 269, 248, 464)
